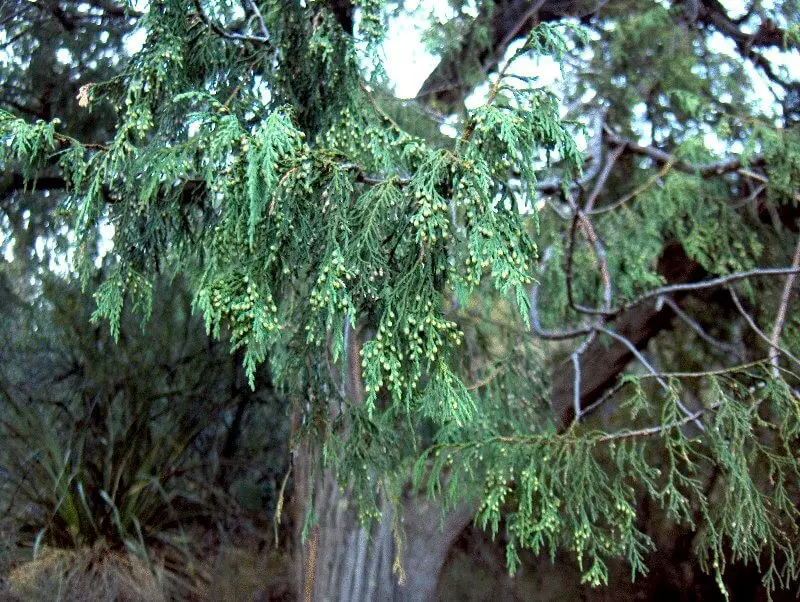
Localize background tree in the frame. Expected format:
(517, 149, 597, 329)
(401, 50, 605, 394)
(2, 0, 800, 600)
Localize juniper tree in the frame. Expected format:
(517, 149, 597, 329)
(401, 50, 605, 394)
(2, 0, 800, 599)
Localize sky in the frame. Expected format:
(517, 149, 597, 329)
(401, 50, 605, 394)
(380, 0, 449, 99)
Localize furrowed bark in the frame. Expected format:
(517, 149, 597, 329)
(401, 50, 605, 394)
(292, 456, 472, 601)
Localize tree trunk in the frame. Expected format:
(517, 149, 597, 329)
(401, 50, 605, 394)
(289, 318, 474, 601)
(292, 454, 472, 601)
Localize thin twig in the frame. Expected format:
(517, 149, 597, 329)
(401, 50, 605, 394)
(273, 465, 291, 547)
(769, 238, 800, 377)
(571, 352, 582, 425)
(536, 110, 608, 195)
(598, 326, 706, 431)
(589, 159, 675, 216)
(583, 359, 774, 434)
(563, 194, 615, 423)
(585, 266, 800, 319)
(631, 358, 772, 380)
(597, 404, 715, 442)
(584, 143, 625, 212)
(192, 0, 269, 44)
(730, 183, 766, 211)
(466, 364, 505, 390)
(564, 212, 583, 312)
(528, 248, 592, 341)
(738, 168, 800, 203)
(729, 288, 800, 368)
(244, 0, 270, 40)
(603, 126, 762, 176)
(566, 197, 612, 312)
(580, 379, 627, 420)
(659, 295, 743, 358)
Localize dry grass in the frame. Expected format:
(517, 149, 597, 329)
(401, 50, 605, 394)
(6, 542, 294, 601)
(9, 546, 166, 602)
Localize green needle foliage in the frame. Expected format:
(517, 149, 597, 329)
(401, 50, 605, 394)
(0, 9, 574, 440)
(3, 0, 800, 596)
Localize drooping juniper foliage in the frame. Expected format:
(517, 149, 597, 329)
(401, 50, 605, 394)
(2, 0, 800, 595)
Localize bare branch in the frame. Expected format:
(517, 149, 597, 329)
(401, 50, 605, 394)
(551, 242, 706, 428)
(528, 287, 592, 340)
(584, 143, 624, 212)
(580, 379, 626, 421)
(599, 266, 800, 319)
(571, 352, 581, 425)
(597, 404, 713, 442)
(415, 0, 607, 111)
(589, 158, 675, 216)
(537, 108, 608, 195)
(566, 197, 612, 312)
(244, 0, 270, 40)
(632, 358, 773, 380)
(603, 126, 762, 176)
(697, 0, 799, 52)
